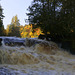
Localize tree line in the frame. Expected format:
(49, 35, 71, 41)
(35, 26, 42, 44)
(27, 0, 75, 39)
(0, 0, 75, 53)
(6, 15, 42, 38)
(0, 5, 42, 38)
(27, 0, 75, 53)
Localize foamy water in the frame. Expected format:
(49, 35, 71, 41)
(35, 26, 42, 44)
(0, 38, 75, 75)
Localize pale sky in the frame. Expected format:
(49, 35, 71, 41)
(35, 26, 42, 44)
(0, 0, 33, 29)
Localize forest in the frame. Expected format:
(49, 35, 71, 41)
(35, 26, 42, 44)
(0, 0, 75, 53)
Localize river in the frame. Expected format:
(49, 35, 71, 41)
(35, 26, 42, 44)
(0, 38, 75, 75)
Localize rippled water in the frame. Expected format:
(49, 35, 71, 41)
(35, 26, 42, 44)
(0, 38, 75, 75)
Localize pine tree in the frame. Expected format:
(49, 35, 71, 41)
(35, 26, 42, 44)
(0, 5, 5, 36)
(7, 15, 21, 37)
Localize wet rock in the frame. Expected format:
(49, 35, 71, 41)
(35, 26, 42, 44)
(0, 38, 2, 46)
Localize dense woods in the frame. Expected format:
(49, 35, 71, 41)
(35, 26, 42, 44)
(27, 0, 75, 39)
(0, 0, 75, 53)
(27, 0, 75, 53)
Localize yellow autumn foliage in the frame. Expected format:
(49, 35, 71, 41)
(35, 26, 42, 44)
(29, 32, 33, 36)
(20, 24, 43, 38)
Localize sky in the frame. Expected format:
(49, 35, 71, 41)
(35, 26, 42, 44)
(0, 0, 33, 29)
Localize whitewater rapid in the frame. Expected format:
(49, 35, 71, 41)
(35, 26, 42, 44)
(0, 38, 75, 75)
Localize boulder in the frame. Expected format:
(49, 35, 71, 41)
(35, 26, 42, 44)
(0, 38, 2, 46)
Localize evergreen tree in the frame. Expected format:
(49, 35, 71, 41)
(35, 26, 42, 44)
(7, 15, 21, 37)
(0, 5, 5, 36)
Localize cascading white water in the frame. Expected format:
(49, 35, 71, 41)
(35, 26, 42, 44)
(0, 38, 75, 75)
(1, 40, 5, 47)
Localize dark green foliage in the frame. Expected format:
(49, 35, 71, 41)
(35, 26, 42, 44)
(0, 5, 5, 36)
(27, 0, 75, 53)
(59, 0, 75, 39)
(27, 0, 75, 37)
(27, 0, 62, 35)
